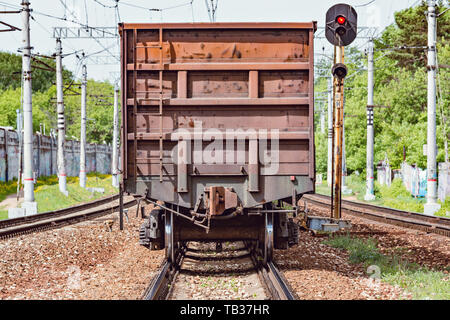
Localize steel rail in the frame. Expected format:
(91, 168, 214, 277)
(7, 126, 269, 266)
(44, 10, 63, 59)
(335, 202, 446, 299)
(1, 194, 119, 229)
(249, 245, 296, 300)
(302, 193, 450, 237)
(143, 242, 296, 300)
(142, 260, 172, 300)
(142, 246, 186, 300)
(0, 195, 137, 239)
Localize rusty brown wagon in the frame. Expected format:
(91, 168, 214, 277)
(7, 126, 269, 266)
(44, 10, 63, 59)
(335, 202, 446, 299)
(119, 22, 316, 264)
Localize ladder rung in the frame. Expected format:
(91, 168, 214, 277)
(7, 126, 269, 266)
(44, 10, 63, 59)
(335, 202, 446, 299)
(139, 112, 163, 116)
(137, 97, 166, 101)
(136, 45, 162, 49)
(135, 91, 164, 93)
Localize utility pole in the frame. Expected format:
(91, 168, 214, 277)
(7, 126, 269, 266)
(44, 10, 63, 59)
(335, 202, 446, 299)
(79, 60, 87, 188)
(112, 83, 119, 188)
(364, 38, 376, 201)
(327, 76, 333, 186)
(320, 100, 326, 135)
(56, 38, 68, 196)
(20, 0, 37, 214)
(342, 93, 352, 195)
(16, 109, 23, 201)
(424, 0, 441, 215)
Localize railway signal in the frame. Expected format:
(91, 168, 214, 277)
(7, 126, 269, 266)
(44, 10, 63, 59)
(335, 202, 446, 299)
(325, 3, 358, 47)
(325, 3, 357, 220)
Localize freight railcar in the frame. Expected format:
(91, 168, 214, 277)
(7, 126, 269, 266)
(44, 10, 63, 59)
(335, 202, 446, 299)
(119, 22, 316, 264)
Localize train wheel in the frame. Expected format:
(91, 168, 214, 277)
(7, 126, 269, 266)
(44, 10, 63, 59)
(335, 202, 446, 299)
(264, 212, 274, 265)
(165, 211, 174, 264)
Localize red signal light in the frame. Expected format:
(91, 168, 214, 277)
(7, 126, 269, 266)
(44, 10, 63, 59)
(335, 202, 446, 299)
(337, 16, 346, 25)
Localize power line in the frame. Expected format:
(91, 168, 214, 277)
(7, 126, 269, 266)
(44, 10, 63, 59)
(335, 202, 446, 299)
(10, 2, 118, 37)
(55, 1, 119, 62)
(106, 0, 194, 12)
(355, 0, 376, 7)
(93, 0, 117, 9)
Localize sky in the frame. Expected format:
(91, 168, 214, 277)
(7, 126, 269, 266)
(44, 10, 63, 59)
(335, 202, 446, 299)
(0, 0, 432, 82)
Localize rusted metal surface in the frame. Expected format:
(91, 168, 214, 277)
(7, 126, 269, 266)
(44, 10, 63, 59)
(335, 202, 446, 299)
(204, 186, 238, 216)
(120, 22, 316, 210)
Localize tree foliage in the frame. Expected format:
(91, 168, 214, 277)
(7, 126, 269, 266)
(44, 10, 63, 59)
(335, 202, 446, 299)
(0, 51, 72, 92)
(375, 0, 450, 70)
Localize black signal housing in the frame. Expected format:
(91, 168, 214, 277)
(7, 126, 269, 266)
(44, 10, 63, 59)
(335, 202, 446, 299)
(325, 4, 358, 46)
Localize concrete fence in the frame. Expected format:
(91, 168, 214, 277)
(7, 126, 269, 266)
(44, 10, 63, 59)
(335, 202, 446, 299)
(398, 161, 449, 201)
(0, 128, 112, 182)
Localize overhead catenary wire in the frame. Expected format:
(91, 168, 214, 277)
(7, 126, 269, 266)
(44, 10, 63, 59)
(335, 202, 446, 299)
(355, 0, 376, 7)
(93, 0, 117, 9)
(104, 0, 194, 12)
(0, 0, 118, 37)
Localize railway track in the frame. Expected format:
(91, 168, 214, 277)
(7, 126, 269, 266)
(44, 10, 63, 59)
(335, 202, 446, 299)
(302, 193, 450, 237)
(142, 241, 295, 300)
(0, 194, 137, 239)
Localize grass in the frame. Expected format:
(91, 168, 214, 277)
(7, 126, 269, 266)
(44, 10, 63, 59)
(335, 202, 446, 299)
(0, 173, 117, 219)
(317, 176, 449, 217)
(324, 235, 450, 300)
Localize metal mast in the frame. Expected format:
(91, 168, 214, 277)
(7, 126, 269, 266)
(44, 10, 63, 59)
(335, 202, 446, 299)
(332, 45, 345, 219)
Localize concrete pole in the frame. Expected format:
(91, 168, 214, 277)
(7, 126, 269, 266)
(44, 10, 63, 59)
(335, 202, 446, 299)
(21, 0, 35, 208)
(56, 38, 68, 196)
(364, 38, 376, 201)
(342, 93, 352, 195)
(320, 101, 326, 135)
(112, 84, 119, 188)
(424, 0, 441, 215)
(327, 76, 333, 186)
(79, 62, 87, 188)
(16, 109, 23, 201)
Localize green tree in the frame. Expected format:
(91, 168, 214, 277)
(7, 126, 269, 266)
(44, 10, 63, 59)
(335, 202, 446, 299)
(375, 1, 450, 70)
(0, 51, 73, 92)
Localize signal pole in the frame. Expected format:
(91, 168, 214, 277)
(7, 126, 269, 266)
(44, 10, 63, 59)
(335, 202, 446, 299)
(424, 0, 441, 215)
(112, 83, 119, 188)
(332, 45, 346, 219)
(364, 38, 376, 201)
(327, 77, 333, 186)
(21, 0, 37, 214)
(79, 60, 87, 188)
(56, 38, 68, 196)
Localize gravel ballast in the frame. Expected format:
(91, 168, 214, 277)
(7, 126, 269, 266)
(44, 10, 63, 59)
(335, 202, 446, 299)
(0, 206, 164, 300)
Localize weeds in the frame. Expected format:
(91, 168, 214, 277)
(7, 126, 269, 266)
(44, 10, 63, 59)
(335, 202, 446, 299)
(324, 235, 450, 300)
